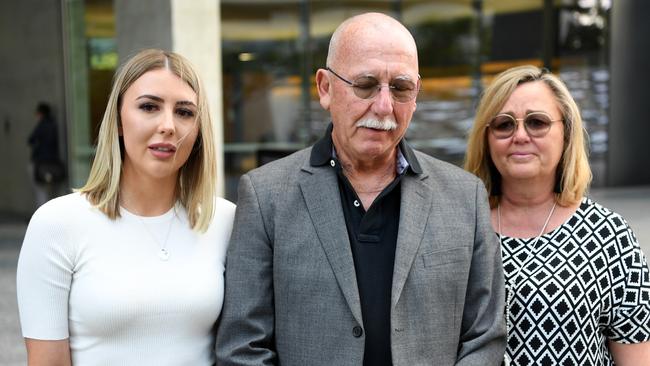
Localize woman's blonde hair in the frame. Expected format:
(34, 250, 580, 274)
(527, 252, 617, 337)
(464, 65, 592, 208)
(78, 49, 216, 232)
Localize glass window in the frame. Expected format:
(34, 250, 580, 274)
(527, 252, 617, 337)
(555, 0, 611, 186)
(221, 1, 307, 199)
(220, 0, 610, 200)
(85, 0, 116, 144)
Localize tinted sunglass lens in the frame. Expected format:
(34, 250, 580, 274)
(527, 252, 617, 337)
(352, 80, 416, 102)
(524, 114, 552, 136)
(393, 90, 416, 102)
(352, 77, 379, 99)
(391, 81, 417, 102)
(352, 87, 376, 99)
(491, 116, 516, 138)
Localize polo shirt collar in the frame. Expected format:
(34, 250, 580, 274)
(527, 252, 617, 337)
(310, 122, 423, 175)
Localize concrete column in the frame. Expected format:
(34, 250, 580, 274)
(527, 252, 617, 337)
(608, 0, 650, 186)
(0, 0, 68, 216)
(114, 0, 173, 61)
(171, 0, 225, 197)
(115, 0, 225, 196)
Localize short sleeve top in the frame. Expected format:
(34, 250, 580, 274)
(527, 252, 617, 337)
(16, 192, 236, 365)
(501, 197, 650, 365)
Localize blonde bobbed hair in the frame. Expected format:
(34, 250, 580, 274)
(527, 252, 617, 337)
(78, 49, 217, 232)
(464, 65, 592, 208)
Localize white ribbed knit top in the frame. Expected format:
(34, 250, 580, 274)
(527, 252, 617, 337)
(17, 192, 235, 365)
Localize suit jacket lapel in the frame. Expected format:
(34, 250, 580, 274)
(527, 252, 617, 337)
(392, 172, 433, 307)
(299, 161, 363, 325)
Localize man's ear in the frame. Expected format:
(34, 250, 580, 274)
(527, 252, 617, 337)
(412, 79, 420, 112)
(315, 68, 331, 111)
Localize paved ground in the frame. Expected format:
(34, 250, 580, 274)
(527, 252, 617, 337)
(0, 186, 648, 364)
(0, 223, 29, 365)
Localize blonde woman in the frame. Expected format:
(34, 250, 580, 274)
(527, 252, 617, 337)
(465, 65, 650, 365)
(17, 49, 235, 365)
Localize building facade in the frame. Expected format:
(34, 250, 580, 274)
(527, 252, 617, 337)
(1, 0, 647, 217)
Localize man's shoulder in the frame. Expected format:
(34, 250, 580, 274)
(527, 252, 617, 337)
(246, 147, 312, 180)
(412, 150, 479, 185)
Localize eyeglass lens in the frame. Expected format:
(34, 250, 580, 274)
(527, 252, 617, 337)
(490, 113, 554, 139)
(350, 76, 418, 102)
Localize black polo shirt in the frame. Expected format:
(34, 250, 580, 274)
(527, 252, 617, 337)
(309, 123, 422, 366)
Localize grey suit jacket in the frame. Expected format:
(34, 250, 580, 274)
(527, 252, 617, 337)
(216, 147, 505, 366)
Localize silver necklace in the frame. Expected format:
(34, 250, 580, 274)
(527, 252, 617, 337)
(498, 200, 557, 365)
(138, 208, 176, 261)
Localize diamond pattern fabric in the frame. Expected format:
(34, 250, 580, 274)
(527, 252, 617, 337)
(501, 198, 650, 365)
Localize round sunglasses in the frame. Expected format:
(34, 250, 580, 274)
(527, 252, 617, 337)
(487, 112, 562, 139)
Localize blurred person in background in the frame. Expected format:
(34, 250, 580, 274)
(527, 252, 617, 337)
(465, 65, 650, 365)
(28, 101, 64, 208)
(17, 49, 235, 365)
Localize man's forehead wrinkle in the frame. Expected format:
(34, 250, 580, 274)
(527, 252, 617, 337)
(336, 25, 416, 64)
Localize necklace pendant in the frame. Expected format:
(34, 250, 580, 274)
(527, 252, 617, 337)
(158, 248, 170, 261)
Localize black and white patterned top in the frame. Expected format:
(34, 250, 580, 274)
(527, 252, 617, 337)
(501, 197, 650, 365)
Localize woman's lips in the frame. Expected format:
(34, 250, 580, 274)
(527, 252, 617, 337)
(509, 152, 535, 161)
(148, 143, 176, 158)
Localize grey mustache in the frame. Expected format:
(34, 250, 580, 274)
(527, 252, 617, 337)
(355, 118, 397, 131)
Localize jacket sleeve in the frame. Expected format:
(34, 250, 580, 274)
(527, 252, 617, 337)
(455, 180, 507, 365)
(215, 173, 277, 366)
(28, 123, 40, 146)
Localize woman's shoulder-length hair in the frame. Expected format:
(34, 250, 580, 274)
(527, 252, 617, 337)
(78, 48, 217, 232)
(464, 65, 592, 208)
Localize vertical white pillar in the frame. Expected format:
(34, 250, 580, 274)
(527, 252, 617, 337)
(171, 0, 225, 196)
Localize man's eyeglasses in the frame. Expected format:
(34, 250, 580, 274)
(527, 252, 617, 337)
(326, 67, 419, 103)
(487, 112, 562, 139)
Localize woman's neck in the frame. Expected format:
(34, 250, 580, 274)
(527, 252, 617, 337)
(494, 175, 581, 238)
(119, 170, 177, 216)
(499, 176, 556, 210)
(495, 176, 558, 238)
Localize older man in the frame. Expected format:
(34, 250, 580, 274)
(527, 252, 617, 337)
(216, 12, 505, 366)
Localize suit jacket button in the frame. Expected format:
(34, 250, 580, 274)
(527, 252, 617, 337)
(352, 326, 363, 338)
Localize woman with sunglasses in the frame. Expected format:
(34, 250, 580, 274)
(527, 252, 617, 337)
(465, 65, 650, 365)
(16, 49, 235, 365)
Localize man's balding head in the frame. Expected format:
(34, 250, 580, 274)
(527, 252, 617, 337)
(326, 12, 418, 68)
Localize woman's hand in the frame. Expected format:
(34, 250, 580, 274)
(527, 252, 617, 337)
(609, 340, 650, 366)
(25, 338, 71, 366)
